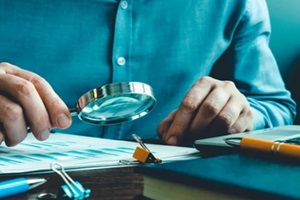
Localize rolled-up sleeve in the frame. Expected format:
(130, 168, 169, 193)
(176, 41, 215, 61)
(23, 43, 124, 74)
(212, 0, 296, 130)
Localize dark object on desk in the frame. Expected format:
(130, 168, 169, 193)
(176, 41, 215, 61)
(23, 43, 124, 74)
(134, 154, 300, 200)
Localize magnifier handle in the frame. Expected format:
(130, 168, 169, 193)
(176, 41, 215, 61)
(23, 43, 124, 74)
(26, 108, 78, 133)
(69, 107, 78, 117)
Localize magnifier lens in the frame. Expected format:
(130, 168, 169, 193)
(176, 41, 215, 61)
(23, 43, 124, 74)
(75, 82, 156, 125)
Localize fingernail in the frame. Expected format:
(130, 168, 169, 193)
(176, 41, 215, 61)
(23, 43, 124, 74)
(57, 113, 71, 128)
(39, 129, 50, 141)
(167, 136, 178, 145)
(228, 128, 236, 134)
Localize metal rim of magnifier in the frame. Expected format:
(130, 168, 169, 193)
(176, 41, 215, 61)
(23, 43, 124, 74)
(72, 82, 157, 125)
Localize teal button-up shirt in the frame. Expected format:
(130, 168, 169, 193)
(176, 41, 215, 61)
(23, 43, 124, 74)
(0, 0, 296, 139)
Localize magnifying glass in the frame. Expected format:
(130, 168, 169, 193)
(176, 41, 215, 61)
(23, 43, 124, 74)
(69, 81, 157, 125)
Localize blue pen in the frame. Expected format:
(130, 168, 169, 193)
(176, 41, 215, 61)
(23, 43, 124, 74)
(0, 177, 46, 198)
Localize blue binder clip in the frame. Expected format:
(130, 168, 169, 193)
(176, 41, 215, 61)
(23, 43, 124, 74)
(51, 162, 91, 200)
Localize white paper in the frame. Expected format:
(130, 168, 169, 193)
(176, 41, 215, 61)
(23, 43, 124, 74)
(0, 133, 200, 174)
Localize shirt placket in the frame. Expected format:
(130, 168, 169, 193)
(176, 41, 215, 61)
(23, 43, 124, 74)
(112, 0, 132, 82)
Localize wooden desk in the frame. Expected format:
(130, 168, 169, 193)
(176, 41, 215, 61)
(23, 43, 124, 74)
(0, 167, 143, 200)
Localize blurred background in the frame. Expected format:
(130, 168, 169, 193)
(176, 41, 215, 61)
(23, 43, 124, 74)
(267, 0, 300, 124)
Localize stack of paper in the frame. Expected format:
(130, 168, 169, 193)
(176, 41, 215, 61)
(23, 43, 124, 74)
(0, 133, 200, 175)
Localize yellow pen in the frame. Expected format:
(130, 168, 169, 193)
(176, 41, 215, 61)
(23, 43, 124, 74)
(225, 137, 300, 160)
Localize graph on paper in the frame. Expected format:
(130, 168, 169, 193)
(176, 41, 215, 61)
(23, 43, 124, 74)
(0, 133, 199, 174)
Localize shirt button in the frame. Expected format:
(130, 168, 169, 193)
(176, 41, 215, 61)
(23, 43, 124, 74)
(117, 57, 126, 66)
(121, 1, 128, 9)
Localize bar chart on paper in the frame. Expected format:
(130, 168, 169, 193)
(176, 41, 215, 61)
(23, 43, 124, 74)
(0, 133, 199, 174)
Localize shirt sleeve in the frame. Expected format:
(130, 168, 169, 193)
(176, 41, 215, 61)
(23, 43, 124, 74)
(210, 0, 296, 130)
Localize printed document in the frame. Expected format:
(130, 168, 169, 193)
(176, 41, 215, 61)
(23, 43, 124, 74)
(0, 133, 199, 174)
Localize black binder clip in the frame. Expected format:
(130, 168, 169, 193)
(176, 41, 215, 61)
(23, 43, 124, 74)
(51, 162, 91, 200)
(131, 134, 161, 164)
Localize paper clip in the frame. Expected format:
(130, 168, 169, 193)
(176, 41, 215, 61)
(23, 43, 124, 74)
(131, 134, 161, 164)
(51, 162, 91, 200)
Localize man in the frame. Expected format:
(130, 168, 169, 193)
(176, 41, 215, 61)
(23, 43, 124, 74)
(0, 0, 296, 146)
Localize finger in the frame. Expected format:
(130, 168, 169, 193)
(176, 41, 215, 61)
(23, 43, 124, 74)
(207, 89, 253, 135)
(157, 110, 176, 139)
(0, 63, 71, 129)
(189, 86, 231, 137)
(24, 72, 72, 129)
(228, 108, 254, 133)
(216, 93, 248, 133)
(0, 95, 27, 146)
(0, 73, 51, 141)
(207, 96, 243, 136)
(163, 77, 212, 145)
(0, 126, 5, 145)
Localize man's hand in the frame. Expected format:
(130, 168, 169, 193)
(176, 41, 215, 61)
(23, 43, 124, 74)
(157, 76, 254, 145)
(0, 62, 71, 146)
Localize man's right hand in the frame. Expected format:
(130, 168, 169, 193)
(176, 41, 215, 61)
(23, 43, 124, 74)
(0, 62, 71, 146)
